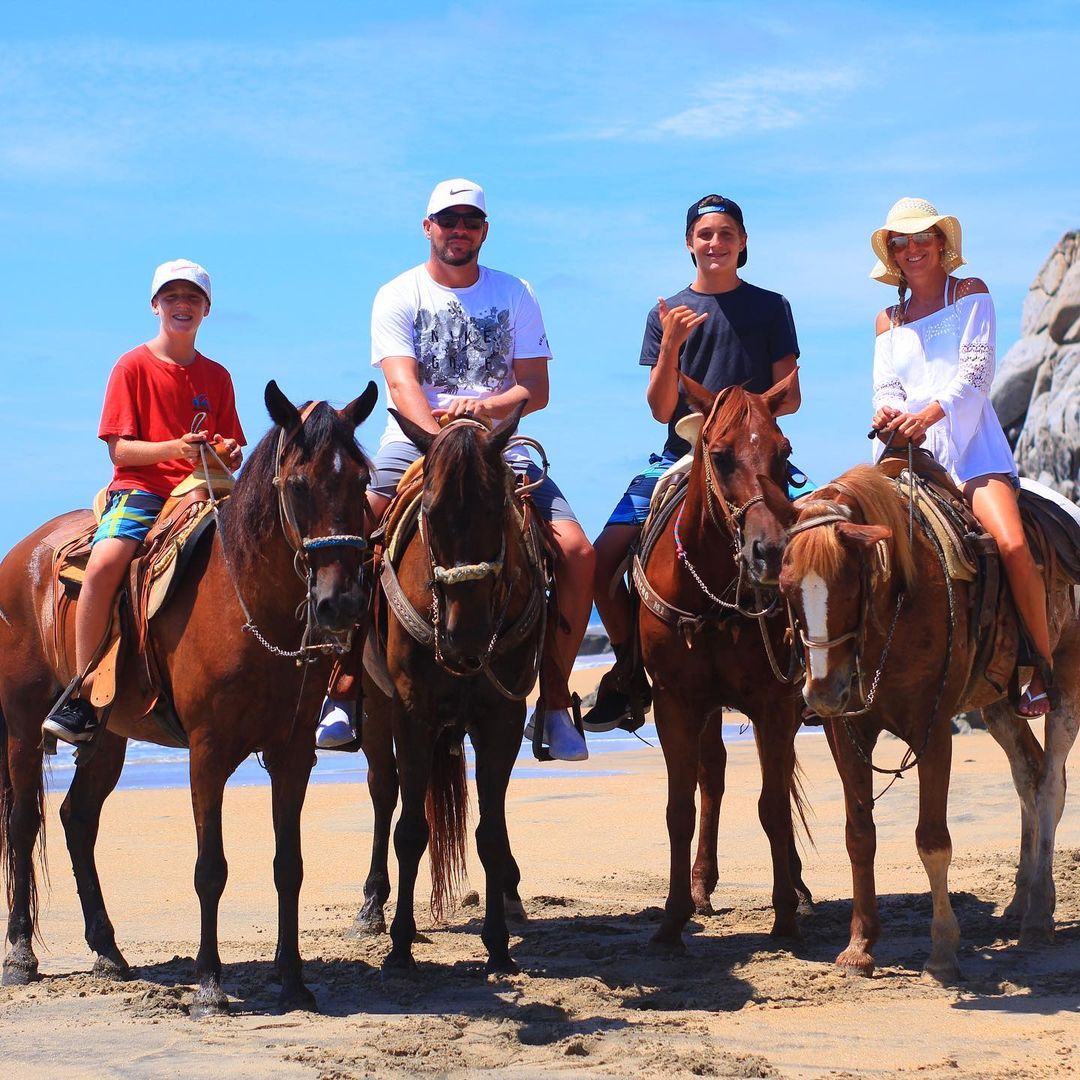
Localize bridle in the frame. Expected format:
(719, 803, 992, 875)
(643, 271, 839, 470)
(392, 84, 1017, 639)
(206, 402, 371, 664)
(403, 418, 548, 699)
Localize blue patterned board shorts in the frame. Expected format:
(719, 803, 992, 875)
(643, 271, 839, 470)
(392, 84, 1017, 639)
(371, 441, 579, 523)
(92, 489, 166, 546)
(604, 450, 683, 527)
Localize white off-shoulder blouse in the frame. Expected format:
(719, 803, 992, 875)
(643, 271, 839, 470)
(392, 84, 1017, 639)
(871, 282, 1017, 483)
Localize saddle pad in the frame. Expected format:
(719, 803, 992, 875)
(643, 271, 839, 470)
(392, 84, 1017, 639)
(144, 500, 217, 619)
(1019, 478, 1080, 583)
(909, 481, 978, 581)
(650, 454, 693, 513)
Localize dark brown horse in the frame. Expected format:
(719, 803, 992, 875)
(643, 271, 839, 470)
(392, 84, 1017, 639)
(0, 381, 378, 1014)
(772, 461, 1080, 981)
(362, 408, 545, 974)
(638, 370, 811, 952)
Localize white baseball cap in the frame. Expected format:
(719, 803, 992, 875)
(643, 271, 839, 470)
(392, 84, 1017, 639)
(426, 178, 486, 217)
(151, 259, 212, 303)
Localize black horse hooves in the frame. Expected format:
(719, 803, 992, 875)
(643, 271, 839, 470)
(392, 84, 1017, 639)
(485, 956, 519, 976)
(2, 944, 39, 986)
(189, 986, 231, 1020)
(647, 935, 687, 957)
(381, 953, 419, 983)
(278, 984, 319, 1014)
(92, 953, 132, 982)
(347, 912, 387, 938)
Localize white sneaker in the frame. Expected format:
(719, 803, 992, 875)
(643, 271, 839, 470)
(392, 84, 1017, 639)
(316, 697, 356, 748)
(524, 708, 588, 762)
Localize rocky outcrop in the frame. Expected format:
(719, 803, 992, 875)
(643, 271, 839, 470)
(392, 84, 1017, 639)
(991, 231, 1080, 500)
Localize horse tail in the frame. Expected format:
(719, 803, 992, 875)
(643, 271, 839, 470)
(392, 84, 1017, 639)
(790, 751, 814, 849)
(0, 700, 48, 936)
(425, 728, 469, 923)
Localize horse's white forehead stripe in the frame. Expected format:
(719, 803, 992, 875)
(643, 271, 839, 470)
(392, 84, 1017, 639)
(801, 572, 830, 681)
(332, 450, 343, 475)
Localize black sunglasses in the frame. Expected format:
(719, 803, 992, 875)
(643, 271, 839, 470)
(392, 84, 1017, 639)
(430, 210, 487, 230)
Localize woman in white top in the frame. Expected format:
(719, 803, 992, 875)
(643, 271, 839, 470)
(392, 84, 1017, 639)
(869, 197, 1053, 718)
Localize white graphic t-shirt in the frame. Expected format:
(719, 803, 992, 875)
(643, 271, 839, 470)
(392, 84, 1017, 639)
(371, 264, 551, 450)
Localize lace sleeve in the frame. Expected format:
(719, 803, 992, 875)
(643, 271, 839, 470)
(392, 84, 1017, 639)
(957, 338, 994, 392)
(871, 330, 906, 411)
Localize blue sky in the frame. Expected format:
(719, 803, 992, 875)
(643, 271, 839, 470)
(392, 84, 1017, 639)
(2, 1, 1077, 555)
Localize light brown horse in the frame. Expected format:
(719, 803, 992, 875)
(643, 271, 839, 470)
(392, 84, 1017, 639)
(771, 461, 1080, 981)
(638, 371, 811, 953)
(0, 381, 378, 1014)
(364, 408, 545, 974)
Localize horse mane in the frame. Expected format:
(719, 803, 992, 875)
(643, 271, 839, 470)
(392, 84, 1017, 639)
(792, 464, 917, 591)
(426, 424, 501, 506)
(703, 385, 754, 441)
(221, 402, 370, 573)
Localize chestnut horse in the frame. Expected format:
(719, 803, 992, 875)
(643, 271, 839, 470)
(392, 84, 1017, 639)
(0, 381, 378, 1014)
(772, 461, 1080, 981)
(364, 408, 544, 974)
(638, 371, 811, 952)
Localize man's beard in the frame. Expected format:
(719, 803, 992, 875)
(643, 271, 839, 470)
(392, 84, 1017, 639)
(433, 238, 479, 267)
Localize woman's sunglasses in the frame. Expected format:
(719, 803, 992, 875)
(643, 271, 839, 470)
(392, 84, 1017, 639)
(887, 230, 939, 251)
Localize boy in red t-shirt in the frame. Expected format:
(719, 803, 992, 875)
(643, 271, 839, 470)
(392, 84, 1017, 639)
(43, 259, 246, 745)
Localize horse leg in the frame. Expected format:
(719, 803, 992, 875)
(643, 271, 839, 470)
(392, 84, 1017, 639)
(1020, 676, 1080, 946)
(691, 713, 725, 916)
(650, 692, 701, 952)
(502, 850, 527, 924)
(915, 727, 961, 984)
(59, 731, 130, 979)
(470, 717, 519, 974)
(384, 721, 432, 976)
(752, 705, 800, 939)
(981, 701, 1043, 922)
(826, 720, 880, 976)
(1, 728, 45, 986)
(351, 694, 396, 937)
(188, 749, 233, 1018)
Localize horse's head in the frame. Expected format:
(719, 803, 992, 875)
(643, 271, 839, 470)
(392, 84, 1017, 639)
(769, 465, 914, 716)
(264, 379, 379, 634)
(392, 405, 524, 666)
(681, 368, 798, 585)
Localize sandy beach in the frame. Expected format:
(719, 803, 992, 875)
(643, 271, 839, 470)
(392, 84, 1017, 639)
(2, 665, 1079, 1079)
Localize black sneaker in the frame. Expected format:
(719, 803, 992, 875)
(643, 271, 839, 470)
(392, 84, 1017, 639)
(42, 698, 99, 745)
(581, 688, 633, 732)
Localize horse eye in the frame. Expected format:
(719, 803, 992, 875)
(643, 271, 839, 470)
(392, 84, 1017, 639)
(712, 447, 736, 475)
(287, 474, 309, 490)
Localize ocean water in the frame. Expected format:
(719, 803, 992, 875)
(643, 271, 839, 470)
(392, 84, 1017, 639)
(43, 633, 798, 793)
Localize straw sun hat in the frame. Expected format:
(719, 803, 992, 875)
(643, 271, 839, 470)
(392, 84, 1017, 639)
(869, 197, 965, 286)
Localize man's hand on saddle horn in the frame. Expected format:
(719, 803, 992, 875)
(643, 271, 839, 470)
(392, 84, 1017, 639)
(435, 398, 495, 429)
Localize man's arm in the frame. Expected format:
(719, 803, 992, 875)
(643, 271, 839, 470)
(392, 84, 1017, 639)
(380, 355, 442, 435)
(770, 355, 801, 416)
(441, 357, 549, 421)
(107, 432, 218, 467)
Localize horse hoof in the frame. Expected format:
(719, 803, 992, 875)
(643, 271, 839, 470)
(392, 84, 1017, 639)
(381, 953, 418, 982)
(647, 935, 686, 956)
(278, 984, 319, 1013)
(347, 913, 387, 938)
(504, 897, 528, 924)
(693, 900, 715, 916)
(921, 962, 961, 986)
(835, 950, 874, 978)
(92, 953, 132, 982)
(769, 918, 801, 940)
(1019, 923, 1055, 947)
(189, 986, 230, 1019)
(2, 945, 39, 986)
(485, 956, 518, 976)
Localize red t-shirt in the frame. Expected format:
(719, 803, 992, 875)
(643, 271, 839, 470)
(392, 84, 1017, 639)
(98, 344, 247, 498)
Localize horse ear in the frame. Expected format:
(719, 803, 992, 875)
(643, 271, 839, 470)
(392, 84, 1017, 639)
(836, 522, 892, 549)
(763, 366, 800, 417)
(389, 408, 436, 454)
(487, 402, 525, 459)
(679, 373, 717, 417)
(265, 380, 301, 430)
(758, 475, 798, 528)
(342, 381, 379, 430)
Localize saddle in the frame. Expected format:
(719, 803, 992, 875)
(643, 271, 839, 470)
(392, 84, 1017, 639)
(877, 449, 1080, 708)
(43, 471, 233, 747)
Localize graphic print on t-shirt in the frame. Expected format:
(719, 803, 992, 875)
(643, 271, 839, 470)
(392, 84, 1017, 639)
(414, 300, 513, 393)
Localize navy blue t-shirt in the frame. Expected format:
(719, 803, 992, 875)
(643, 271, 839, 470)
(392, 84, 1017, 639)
(639, 282, 800, 457)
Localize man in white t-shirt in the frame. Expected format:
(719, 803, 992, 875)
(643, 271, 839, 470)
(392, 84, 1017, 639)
(317, 179, 595, 761)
